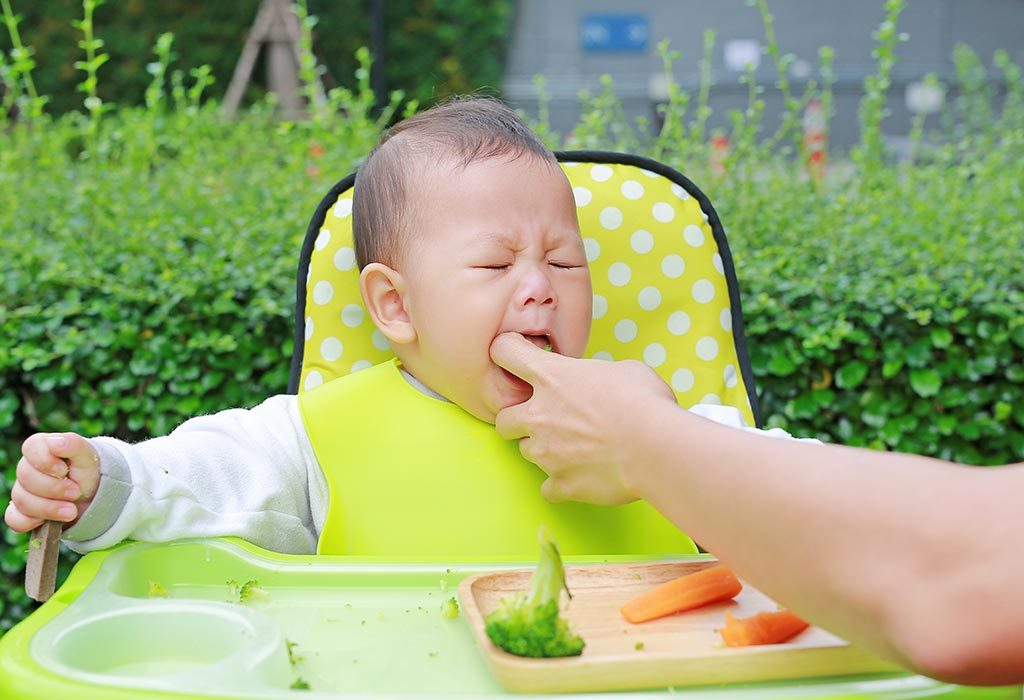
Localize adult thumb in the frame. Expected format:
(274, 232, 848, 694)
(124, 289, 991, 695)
(490, 332, 549, 384)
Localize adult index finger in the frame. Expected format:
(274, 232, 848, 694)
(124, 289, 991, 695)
(489, 332, 555, 385)
(494, 401, 530, 441)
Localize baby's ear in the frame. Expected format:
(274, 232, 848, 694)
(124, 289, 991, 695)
(359, 263, 416, 345)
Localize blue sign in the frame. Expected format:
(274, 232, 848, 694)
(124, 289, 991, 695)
(581, 14, 649, 53)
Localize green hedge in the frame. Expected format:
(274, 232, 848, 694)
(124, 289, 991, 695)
(1, 0, 1022, 634)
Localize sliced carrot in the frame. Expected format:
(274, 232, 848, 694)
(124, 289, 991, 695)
(719, 609, 809, 646)
(621, 565, 743, 623)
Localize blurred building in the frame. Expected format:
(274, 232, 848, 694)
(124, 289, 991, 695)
(503, 0, 1024, 150)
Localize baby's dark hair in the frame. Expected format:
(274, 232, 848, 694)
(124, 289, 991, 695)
(352, 96, 557, 269)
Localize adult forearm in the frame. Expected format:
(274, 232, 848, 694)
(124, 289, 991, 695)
(622, 401, 1024, 683)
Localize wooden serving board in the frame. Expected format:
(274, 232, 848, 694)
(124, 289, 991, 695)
(459, 559, 899, 694)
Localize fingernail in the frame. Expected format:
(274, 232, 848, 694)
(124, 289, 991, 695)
(59, 504, 77, 520)
(47, 435, 68, 450)
(65, 485, 81, 500)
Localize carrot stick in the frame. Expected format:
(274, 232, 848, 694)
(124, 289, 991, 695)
(621, 565, 743, 623)
(719, 609, 809, 646)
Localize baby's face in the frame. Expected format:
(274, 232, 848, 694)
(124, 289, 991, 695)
(399, 155, 591, 423)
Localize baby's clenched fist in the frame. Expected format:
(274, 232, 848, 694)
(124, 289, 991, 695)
(5, 433, 100, 533)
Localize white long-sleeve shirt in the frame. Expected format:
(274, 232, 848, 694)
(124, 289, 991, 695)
(63, 391, 815, 555)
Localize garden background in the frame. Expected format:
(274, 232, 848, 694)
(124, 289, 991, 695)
(1, 0, 1022, 633)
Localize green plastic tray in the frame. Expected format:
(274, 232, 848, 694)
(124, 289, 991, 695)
(0, 539, 1018, 699)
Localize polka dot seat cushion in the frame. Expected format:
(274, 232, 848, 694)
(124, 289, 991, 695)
(289, 151, 760, 427)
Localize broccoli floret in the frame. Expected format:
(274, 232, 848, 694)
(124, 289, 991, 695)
(483, 526, 585, 658)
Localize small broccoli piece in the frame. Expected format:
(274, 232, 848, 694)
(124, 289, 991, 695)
(441, 596, 460, 619)
(290, 677, 311, 690)
(286, 640, 303, 666)
(483, 525, 585, 658)
(148, 580, 168, 598)
(226, 578, 267, 603)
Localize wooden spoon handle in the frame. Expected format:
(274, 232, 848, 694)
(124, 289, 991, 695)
(25, 520, 63, 602)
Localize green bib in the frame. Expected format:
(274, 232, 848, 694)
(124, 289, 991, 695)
(299, 359, 697, 558)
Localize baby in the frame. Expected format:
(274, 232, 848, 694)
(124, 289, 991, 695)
(4, 98, 793, 559)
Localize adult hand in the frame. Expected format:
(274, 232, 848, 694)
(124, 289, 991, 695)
(490, 332, 677, 505)
(5, 432, 100, 532)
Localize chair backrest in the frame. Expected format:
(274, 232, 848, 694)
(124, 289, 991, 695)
(290, 151, 761, 427)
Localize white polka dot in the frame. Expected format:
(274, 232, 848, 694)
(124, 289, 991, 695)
(696, 336, 719, 361)
(590, 165, 613, 182)
(320, 337, 344, 362)
(315, 227, 331, 251)
(592, 294, 609, 319)
(671, 368, 695, 393)
(341, 304, 365, 327)
(661, 254, 685, 279)
(333, 198, 353, 218)
(724, 364, 739, 388)
(643, 343, 667, 367)
(700, 393, 723, 405)
(371, 330, 390, 351)
(305, 267, 311, 285)
(334, 246, 356, 271)
(583, 237, 601, 262)
(712, 252, 724, 275)
(683, 224, 705, 247)
(614, 319, 639, 343)
(630, 229, 654, 254)
(621, 180, 644, 199)
(671, 183, 690, 201)
(562, 161, 581, 168)
(592, 351, 614, 361)
(608, 262, 632, 287)
(638, 286, 662, 311)
(700, 209, 710, 223)
(304, 317, 314, 341)
(653, 202, 676, 223)
(640, 168, 659, 179)
(312, 280, 334, 305)
(304, 371, 324, 390)
(599, 206, 623, 230)
(573, 186, 592, 207)
(668, 311, 691, 336)
(692, 279, 715, 304)
(351, 359, 373, 373)
(720, 308, 733, 332)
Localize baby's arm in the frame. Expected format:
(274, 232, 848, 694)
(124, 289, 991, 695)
(8, 395, 327, 555)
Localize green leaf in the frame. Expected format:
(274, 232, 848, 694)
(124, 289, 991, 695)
(784, 392, 817, 420)
(994, 401, 1012, 422)
(767, 352, 797, 377)
(904, 338, 932, 368)
(1011, 325, 1024, 349)
(936, 414, 957, 436)
(882, 358, 904, 378)
(929, 327, 953, 348)
(835, 361, 869, 389)
(909, 368, 942, 397)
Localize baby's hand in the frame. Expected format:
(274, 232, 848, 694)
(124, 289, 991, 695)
(5, 433, 101, 533)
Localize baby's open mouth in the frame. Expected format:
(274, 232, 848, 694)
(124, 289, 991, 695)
(522, 333, 554, 352)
